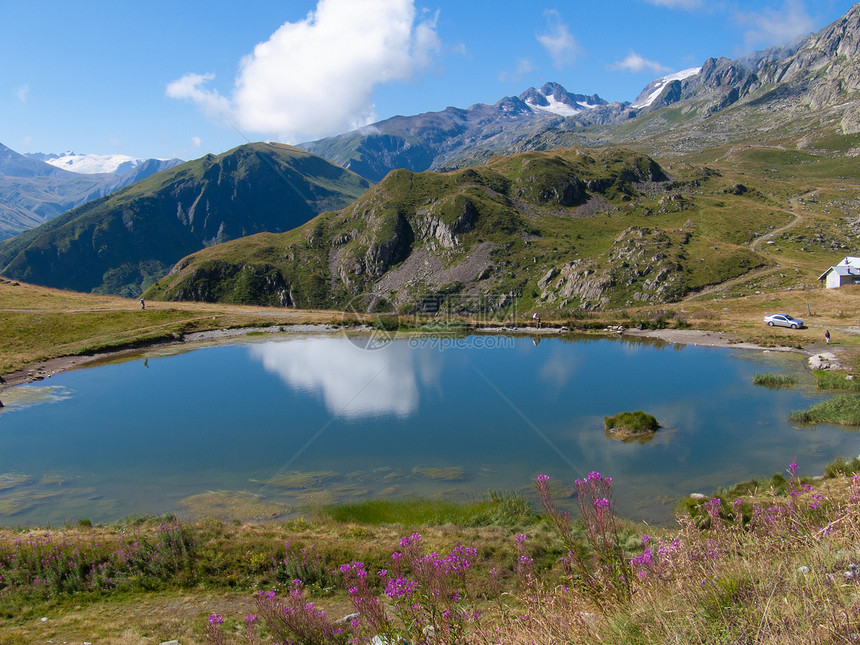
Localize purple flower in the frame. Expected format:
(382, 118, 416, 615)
(208, 614, 223, 625)
(384, 577, 418, 599)
(514, 533, 527, 545)
(537, 474, 550, 483)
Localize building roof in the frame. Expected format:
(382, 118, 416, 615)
(819, 264, 860, 281)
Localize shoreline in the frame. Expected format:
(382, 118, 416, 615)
(0, 323, 343, 394)
(0, 324, 826, 395)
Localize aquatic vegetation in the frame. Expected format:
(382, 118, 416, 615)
(604, 410, 660, 441)
(752, 372, 797, 388)
(411, 465, 467, 481)
(263, 470, 341, 489)
(0, 473, 30, 492)
(178, 490, 288, 522)
(320, 493, 535, 527)
(789, 394, 860, 425)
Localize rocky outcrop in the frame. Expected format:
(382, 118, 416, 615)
(538, 227, 689, 309)
(808, 352, 845, 371)
(363, 212, 414, 279)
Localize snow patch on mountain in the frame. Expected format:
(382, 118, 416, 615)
(39, 152, 152, 175)
(631, 67, 701, 109)
(526, 95, 582, 117)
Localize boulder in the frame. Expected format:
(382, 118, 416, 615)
(808, 352, 844, 370)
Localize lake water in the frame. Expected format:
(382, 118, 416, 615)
(0, 332, 856, 526)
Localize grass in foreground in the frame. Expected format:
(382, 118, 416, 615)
(4, 462, 860, 644)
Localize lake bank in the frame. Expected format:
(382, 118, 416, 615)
(2, 322, 837, 396)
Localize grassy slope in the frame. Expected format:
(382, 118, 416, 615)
(0, 280, 349, 374)
(147, 144, 838, 311)
(0, 143, 371, 297)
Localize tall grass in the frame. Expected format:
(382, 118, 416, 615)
(753, 372, 797, 388)
(789, 394, 860, 425)
(204, 464, 860, 644)
(6, 469, 860, 644)
(814, 370, 860, 392)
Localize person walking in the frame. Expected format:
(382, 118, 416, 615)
(140, 298, 145, 310)
(825, 329, 831, 344)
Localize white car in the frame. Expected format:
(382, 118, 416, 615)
(764, 313, 803, 329)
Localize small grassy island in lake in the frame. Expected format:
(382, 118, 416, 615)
(604, 410, 661, 441)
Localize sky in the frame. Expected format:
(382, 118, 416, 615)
(1, 0, 856, 162)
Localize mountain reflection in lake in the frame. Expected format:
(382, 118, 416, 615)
(0, 333, 856, 526)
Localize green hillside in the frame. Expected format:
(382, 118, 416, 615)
(142, 143, 855, 313)
(0, 143, 371, 297)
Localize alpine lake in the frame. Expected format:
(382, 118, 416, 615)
(1, 330, 856, 527)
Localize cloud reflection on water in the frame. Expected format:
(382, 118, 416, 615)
(249, 338, 426, 419)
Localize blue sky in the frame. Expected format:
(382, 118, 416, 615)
(1, 0, 855, 161)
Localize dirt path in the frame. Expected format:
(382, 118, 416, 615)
(684, 193, 811, 301)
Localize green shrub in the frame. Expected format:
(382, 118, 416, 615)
(605, 410, 660, 433)
(824, 456, 860, 478)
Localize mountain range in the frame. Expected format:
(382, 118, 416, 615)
(302, 4, 860, 179)
(25, 151, 178, 175)
(300, 82, 628, 183)
(2, 3, 858, 308)
(0, 144, 182, 241)
(0, 143, 370, 296)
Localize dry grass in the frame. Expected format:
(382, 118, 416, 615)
(3, 279, 859, 377)
(0, 280, 355, 374)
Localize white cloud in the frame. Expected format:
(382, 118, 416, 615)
(537, 10, 582, 68)
(166, 73, 232, 122)
(13, 84, 30, 103)
(643, 0, 703, 9)
(737, 0, 815, 51)
(191, 136, 202, 148)
(609, 52, 671, 74)
(498, 58, 535, 83)
(167, 0, 439, 142)
(449, 42, 467, 56)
